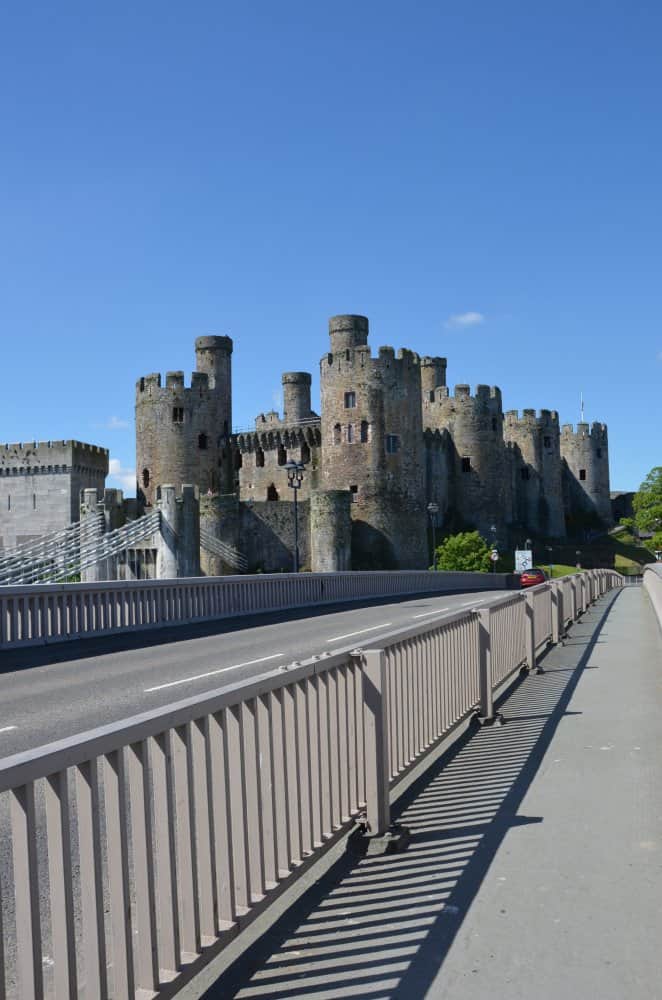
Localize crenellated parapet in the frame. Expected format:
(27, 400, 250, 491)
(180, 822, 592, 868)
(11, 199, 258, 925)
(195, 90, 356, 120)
(0, 440, 109, 477)
(560, 422, 612, 525)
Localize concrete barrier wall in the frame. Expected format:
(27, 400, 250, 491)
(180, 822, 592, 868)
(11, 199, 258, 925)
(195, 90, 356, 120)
(0, 569, 519, 650)
(643, 563, 662, 634)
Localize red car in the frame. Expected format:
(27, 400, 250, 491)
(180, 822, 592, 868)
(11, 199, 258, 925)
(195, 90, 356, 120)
(520, 567, 547, 588)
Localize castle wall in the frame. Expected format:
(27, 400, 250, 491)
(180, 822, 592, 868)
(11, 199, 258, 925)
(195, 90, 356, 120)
(504, 409, 565, 537)
(135, 336, 233, 507)
(239, 500, 310, 573)
(235, 424, 322, 503)
(310, 490, 352, 572)
(423, 385, 512, 534)
(0, 441, 108, 550)
(319, 315, 428, 570)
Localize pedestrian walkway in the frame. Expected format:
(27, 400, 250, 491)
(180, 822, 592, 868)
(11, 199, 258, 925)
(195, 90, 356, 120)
(195, 586, 662, 1000)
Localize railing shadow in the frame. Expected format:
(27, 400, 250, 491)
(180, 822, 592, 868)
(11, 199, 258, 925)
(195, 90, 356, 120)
(200, 588, 622, 999)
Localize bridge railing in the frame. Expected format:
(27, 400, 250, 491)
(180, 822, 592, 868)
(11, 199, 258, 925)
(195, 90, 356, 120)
(643, 563, 662, 633)
(0, 569, 622, 999)
(0, 569, 518, 650)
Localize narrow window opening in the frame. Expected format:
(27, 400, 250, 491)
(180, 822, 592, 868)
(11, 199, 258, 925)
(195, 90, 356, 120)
(350, 484, 359, 503)
(255, 449, 265, 468)
(198, 433, 208, 450)
(344, 391, 356, 408)
(347, 424, 354, 443)
(543, 435, 551, 448)
(301, 442, 310, 464)
(172, 407, 184, 423)
(345, 349, 350, 361)
(491, 417, 497, 432)
(386, 434, 400, 454)
(461, 456, 471, 473)
(333, 423, 341, 445)
(579, 469, 587, 481)
(234, 451, 243, 470)
(267, 483, 279, 501)
(596, 448, 602, 458)
(277, 444, 286, 466)
(142, 468, 150, 488)
(139, 377, 145, 392)
(429, 391, 435, 402)
(7, 495, 10, 510)
(360, 421, 369, 443)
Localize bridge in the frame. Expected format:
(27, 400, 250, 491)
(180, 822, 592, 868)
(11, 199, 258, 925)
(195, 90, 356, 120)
(0, 565, 660, 998)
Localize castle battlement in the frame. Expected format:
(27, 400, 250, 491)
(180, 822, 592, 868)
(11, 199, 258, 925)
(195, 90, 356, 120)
(505, 408, 560, 428)
(431, 384, 503, 405)
(561, 421, 608, 440)
(136, 371, 213, 394)
(2, 440, 108, 455)
(236, 421, 322, 453)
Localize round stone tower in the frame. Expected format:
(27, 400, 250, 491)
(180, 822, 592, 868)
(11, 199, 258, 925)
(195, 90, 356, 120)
(424, 384, 512, 534)
(420, 356, 448, 401)
(504, 409, 565, 537)
(560, 422, 612, 525)
(282, 372, 312, 424)
(135, 336, 233, 506)
(319, 315, 427, 569)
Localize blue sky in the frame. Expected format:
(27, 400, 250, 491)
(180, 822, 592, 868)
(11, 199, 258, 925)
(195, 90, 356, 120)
(1, 1, 660, 493)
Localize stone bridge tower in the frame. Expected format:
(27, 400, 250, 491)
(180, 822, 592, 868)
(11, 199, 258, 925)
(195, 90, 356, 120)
(319, 315, 427, 569)
(135, 335, 233, 507)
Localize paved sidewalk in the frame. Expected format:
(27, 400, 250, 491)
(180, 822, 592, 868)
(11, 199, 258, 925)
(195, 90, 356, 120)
(198, 587, 662, 999)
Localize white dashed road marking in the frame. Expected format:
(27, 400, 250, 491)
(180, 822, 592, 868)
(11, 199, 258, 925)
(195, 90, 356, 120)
(326, 623, 392, 643)
(144, 654, 285, 693)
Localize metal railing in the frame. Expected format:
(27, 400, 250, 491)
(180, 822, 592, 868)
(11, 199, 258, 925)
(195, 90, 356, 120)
(0, 569, 622, 999)
(0, 568, 517, 650)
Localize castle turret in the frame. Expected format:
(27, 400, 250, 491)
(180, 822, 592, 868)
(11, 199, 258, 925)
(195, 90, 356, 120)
(504, 408, 564, 537)
(135, 336, 233, 506)
(320, 315, 427, 569)
(560, 422, 612, 525)
(282, 372, 312, 424)
(423, 384, 512, 534)
(420, 356, 448, 401)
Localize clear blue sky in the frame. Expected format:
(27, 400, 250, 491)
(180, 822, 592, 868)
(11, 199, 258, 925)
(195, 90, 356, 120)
(1, 1, 660, 493)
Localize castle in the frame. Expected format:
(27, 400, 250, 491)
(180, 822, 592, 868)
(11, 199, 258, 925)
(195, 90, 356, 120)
(134, 315, 612, 573)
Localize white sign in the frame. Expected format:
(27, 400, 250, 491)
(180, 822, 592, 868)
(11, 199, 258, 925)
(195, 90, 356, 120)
(515, 549, 533, 572)
(490, 550, 499, 562)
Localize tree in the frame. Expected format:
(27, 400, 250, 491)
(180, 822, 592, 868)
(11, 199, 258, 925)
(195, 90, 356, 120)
(633, 467, 662, 534)
(435, 531, 491, 573)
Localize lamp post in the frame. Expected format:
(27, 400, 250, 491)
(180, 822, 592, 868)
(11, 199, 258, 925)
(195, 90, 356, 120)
(576, 549, 582, 570)
(427, 502, 439, 570)
(546, 545, 553, 579)
(490, 523, 498, 573)
(285, 460, 305, 573)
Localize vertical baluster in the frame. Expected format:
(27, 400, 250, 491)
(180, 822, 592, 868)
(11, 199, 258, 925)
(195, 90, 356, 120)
(283, 685, 302, 863)
(148, 734, 179, 976)
(225, 706, 251, 913)
(44, 769, 77, 999)
(294, 682, 312, 857)
(205, 713, 236, 930)
(327, 668, 340, 830)
(256, 695, 279, 886)
(126, 741, 159, 993)
(240, 701, 265, 901)
(317, 673, 331, 840)
(305, 678, 323, 849)
(337, 666, 350, 823)
(166, 727, 199, 960)
(10, 782, 43, 999)
(188, 720, 216, 946)
(102, 751, 135, 998)
(345, 664, 358, 814)
(76, 760, 107, 998)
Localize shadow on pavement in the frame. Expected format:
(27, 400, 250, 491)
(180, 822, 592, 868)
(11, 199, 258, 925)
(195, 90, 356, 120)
(199, 590, 621, 999)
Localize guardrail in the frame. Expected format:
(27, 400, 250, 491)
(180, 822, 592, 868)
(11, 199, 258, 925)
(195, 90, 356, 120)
(643, 563, 662, 633)
(0, 569, 517, 651)
(0, 569, 622, 999)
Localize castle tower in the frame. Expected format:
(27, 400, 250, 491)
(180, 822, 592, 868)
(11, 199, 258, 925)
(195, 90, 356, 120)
(135, 336, 233, 506)
(282, 372, 312, 424)
(504, 409, 565, 537)
(420, 356, 448, 401)
(560, 422, 612, 525)
(423, 384, 512, 534)
(319, 315, 427, 569)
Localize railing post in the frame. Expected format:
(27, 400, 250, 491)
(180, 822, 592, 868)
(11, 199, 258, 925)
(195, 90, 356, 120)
(570, 577, 578, 621)
(361, 649, 391, 836)
(524, 591, 540, 673)
(474, 608, 504, 725)
(551, 582, 562, 644)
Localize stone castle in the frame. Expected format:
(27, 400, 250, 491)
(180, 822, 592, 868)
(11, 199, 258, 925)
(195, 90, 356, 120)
(134, 314, 612, 573)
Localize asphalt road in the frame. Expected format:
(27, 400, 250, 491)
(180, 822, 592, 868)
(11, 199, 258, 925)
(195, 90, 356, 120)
(0, 588, 511, 758)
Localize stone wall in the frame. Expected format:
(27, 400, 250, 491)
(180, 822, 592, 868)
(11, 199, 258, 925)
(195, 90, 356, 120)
(239, 499, 310, 573)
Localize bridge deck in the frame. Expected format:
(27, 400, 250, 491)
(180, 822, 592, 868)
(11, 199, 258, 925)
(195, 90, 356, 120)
(191, 586, 662, 999)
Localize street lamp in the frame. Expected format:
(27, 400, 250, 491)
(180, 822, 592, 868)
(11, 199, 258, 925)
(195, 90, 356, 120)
(576, 549, 582, 570)
(427, 502, 439, 570)
(490, 524, 498, 573)
(285, 461, 305, 573)
(546, 545, 553, 579)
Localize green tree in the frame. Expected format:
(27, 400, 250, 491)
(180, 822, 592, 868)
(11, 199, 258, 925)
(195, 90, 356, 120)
(633, 467, 662, 534)
(435, 531, 491, 573)
(652, 530, 662, 552)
